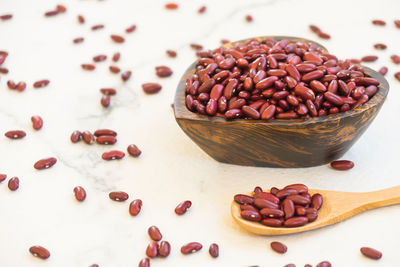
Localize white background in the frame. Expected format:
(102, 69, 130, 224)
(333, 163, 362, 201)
(0, 0, 400, 266)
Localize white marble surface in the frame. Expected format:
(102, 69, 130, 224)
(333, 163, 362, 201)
(1, 0, 400, 266)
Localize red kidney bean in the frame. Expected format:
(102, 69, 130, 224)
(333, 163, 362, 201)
(254, 192, 280, 204)
(378, 66, 388, 76)
(0, 174, 6, 183)
(165, 2, 179, 9)
(77, 15, 85, 23)
(142, 83, 162, 94)
(240, 205, 258, 212)
(360, 247, 382, 260)
(331, 160, 354, 170)
(284, 216, 308, 227)
(302, 70, 324, 81)
(109, 66, 120, 73)
(361, 55, 378, 62)
(0, 67, 8, 74)
(156, 66, 173, 77)
(295, 205, 306, 216)
(254, 198, 279, 209)
(121, 70, 132, 81)
(166, 50, 177, 58)
(245, 15, 253, 22)
(33, 80, 50, 88)
(81, 64, 95, 70)
(158, 241, 171, 257)
(146, 242, 159, 258)
(374, 43, 387, 50)
(181, 242, 202, 254)
(255, 76, 279, 90)
(242, 106, 260, 119)
(82, 131, 95, 144)
(101, 95, 110, 108)
(234, 194, 254, 205)
(307, 212, 318, 222)
(276, 188, 298, 199)
(395, 20, 400, 28)
(261, 218, 283, 227)
(73, 186, 86, 201)
(175, 200, 192, 215)
(112, 52, 120, 62)
(70, 131, 82, 143)
(0, 14, 13, 20)
(8, 177, 19, 191)
(318, 32, 331, 39)
(282, 199, 295, 219)
(261, 105, 276, 120)
(276, 111, 298, 119)
(270, 241, 287, 254)
(309, 25, 321, 33)
(209, 243, 219, 258)
(91, 24, 104, 30)
(100, 88, 117, 95)
(260, 208, 284, 218)
(139, 258, 150, 267)
(127, 144, 142, 157)
(34, 157, 57, 170)
(29, 246, 50, 259)
(316, 261, 332, 267)
(129, 199, 142, 216)
(190, 43, 203, 50)
(372, 19, 386, 26)
(294, 85, 315, 101)
(102, 150, 125, 160)
(73, 37, 84, 44)
(311, 194, 323, 210)
(391, 54, 400, 64)
(395, 72, 400, 81)
(324, 91, 344, 106)
(241, 210, 262, 221)
(109, 191, 129, 201)
(5, 130, 26, 139)
(45, 10, 59, 17)
(94, 129, 117, 137)
(110, 35, 124, 43)
(148, 226, 162, 241)
(93, 55, 107, 62)
(96, 135, 117, 145)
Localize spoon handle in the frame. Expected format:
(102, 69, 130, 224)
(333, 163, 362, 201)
(352, 185, 400, 208)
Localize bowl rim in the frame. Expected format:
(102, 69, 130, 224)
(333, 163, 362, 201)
(174, 36, 390, 126)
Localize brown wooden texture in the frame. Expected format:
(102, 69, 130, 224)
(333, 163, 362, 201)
(231, 186, 400, 235)
(174, 36, 389, 167)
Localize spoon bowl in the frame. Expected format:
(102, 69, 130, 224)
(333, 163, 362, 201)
(231, 186, 400, 235)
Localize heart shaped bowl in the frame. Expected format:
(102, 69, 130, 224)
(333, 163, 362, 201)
(173, 36, 389, 168)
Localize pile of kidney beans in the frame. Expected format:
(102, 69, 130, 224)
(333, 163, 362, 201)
(235, 184, 323, 227)
(185, 38, 380, 120)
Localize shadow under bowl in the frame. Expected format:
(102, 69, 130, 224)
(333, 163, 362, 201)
(173, 36, 389, 168)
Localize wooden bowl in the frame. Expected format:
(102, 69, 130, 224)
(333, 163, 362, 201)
(173, 36, 389, 168)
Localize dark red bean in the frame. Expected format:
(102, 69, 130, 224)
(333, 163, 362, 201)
(318, 32, 331, 39)
(93, 55, 107, 62)
(378, 66, 388, 76)
(294, 85, 315, 101)
(302, 70, 324, 81)
(74, 186, 86, 201)
(73, 37, 84, 44)
(372, 19, 386, 26)
(391, 54, 400, 64)
(241, 210, 262, 221)
(8, 177, 19, 191)
(316, 261, 332, 267)
(282, 199, 295, 219)
(5, 130, 26, 139)
(181, 242, 202, 254)
(56, 5, 67, 12)
(242, 105, 260, 119)
(146, 242, 159, 258)
(77, 15, 85, 24)
(102, 150, 125, 160)
(309, 25, 321, 33)
(30, 116, 43, 130)
(190, 43, 203, 50)
(374, 43, 387, 50)
(148, 226, 162, 241)
(361, 55, 378, 62)
(109, 66, 121, 73)
(138, 258, 149, 267)
(234, 194, 254, 205)
(0, 67, 9, 74)
(81, 64, 95, 70)
(311, 193, 323, 210)
(82, 131, 95, 144)
(330, 160, 354, 170)
(142, 83, 162, 94)
(395, 72, 400, 81)
(360, 247, 382, 260)
(0, 174, 6, 183)
(254, 192, 279, 204)
(155, 66, 173, 77)
(165, 3, 179, 9)
(101, 95, 110, 108)
(159, 241, 171, 257)
(34, 157, 57, 170)
(0, 14, 13, 20)
(324, 91, 344, 106)
(110, 35, 125, 43)
(260, 208, 284, 218)
(209, 243, 219, 258)
(91, 24, 104, 30)
(96, 135, 117, 145)
(261, 218, 283, 227)
(129, 199, 142, 216)
(112, 52, 120, 62)
(127, 144, 142, 157)
(166, 50, 177, 57)
(29, 246, 50, 259)
(33, 80, 50, 88)
(284, 216, 308, 227)
(45, 10, 59, 17)
(70, 131, 82, 143)
(109, 191, 129, 201)
(286, 195, 311, 205)
(254, 198, 279, 209)
(100, 88, 117, 95)
(94, 129, 117, 137)
(395, 20, 400, 28)
(125, 24, 136, 33)
(276, 188, 298, 199)
(270, 241, 287, 254)
(175, 200, 192, 215)
(245, 15, 253, 22)
(121, 70, 132, 81)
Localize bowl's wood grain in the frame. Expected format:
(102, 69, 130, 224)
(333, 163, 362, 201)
(174, 36, 389, 167)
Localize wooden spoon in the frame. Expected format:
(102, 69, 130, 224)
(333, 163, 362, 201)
(231, 186, 400, 235)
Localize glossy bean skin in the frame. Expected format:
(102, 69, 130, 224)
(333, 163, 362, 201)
(29, 246, 50, 259)
(146, 242, 159, 258)
(283, 216, 309, 227)
(270, 241, 287, 254)
(241, 210, 262, 221)
(360, 247, 382, 260)
(102, 150, 125, 160)
(34, 157, 57, 170)
(74, 186, 87, 201)
(181, 242, 203, 255)
(8, 177, 19, 191)
(138, 258, 150, 267)
(31, 116, 43, 130)
(5, 130, 26, 139)
(159, 241, 171, 257)
(129, 199, 143, 216)
(209, 243, 219, 258)
(330, 160, 354, 170)
(311, 193, 323, 210)
(109, 191, 129, 202)
(175, 200, 192, 215)
(148, 226, 162, 241)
